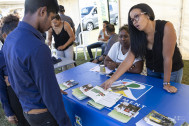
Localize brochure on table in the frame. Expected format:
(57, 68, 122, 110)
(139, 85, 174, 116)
(87, 99, 105, 110)
(108, 102, 141, 123)
(136, 110, 176, 126)
(59, 80, 78, 91)
(72, 84, 93, 100)
(83, 86, 122, 107)
(181, 122, 189, 126)
(109, 79, 153, 101)
(72, 88, 87, 100)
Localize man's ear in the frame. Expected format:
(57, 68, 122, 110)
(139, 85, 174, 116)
(2, 33, 7, 40)
(38, 6, 47, 17)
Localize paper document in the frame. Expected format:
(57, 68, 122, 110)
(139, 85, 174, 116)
(83, 86, 122, 107)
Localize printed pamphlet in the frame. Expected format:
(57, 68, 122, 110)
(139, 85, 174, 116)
(83, 86, 122, 107)
(114, 102, 140, 117)
(72, 88, 87, 100)
(59, 80, 78, 91)
(108, 102, 141, 123)
(72, 84, 93, 100)
(87, 99, 105, 110)
(136, 110, 176, 126)
(181, 122, 189, 126)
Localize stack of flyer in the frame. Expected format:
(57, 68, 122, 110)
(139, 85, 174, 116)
(83, 86, 122, 108)
(136, 110, 176, 126)
(72, 84, 93, 100)
(87, 99, 105, 110)
(59, 80, 79, 91)
(108, 102, 141, 123)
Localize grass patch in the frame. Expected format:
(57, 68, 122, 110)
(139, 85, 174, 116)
(75, 50, 101, 66)
(182, 60, 189, 85)
(0, 104, 14, 126)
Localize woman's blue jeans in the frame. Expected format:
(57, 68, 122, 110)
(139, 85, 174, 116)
(147, 68, 183, 83)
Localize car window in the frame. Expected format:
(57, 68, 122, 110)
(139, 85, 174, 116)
(81, 6, 93, 15)
(93, 8, 97, 14)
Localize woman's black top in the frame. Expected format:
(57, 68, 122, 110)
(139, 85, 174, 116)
(145, 20, 183, 72)
(52, 21, 73, 50)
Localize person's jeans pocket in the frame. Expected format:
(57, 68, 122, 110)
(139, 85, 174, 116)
(24, 111, 58, 126)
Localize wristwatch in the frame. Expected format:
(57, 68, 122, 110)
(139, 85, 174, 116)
(163, 82, 170, 86)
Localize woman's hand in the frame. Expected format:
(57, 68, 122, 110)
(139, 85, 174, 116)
(57, 45, 66, 50)
(106, 62, 117, 70)
(163, 85, 177, 93)
(101, 78, 114, 90)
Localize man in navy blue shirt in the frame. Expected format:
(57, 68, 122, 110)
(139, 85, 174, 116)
(3, 0, 71, 126)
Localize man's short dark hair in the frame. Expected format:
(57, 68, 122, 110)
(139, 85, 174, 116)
(106, 24, 115, 33)
(103, 20, 109, 25)
(2, 14, 19, 35)
(59, 5, 65, 13)
(24, 0, 59, 15)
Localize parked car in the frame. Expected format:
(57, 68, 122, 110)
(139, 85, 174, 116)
(81, 4, 118, 31)
(81, 6, 98, 31)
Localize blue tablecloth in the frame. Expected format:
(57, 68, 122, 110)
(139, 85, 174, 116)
(56, 62, 189, 126)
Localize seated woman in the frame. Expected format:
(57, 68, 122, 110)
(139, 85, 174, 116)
(104, 25, 143, 73)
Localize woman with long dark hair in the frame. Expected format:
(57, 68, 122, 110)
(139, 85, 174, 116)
(102, 3, 183, 93)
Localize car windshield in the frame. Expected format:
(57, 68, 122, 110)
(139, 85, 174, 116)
(81, 6, 93, 15)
